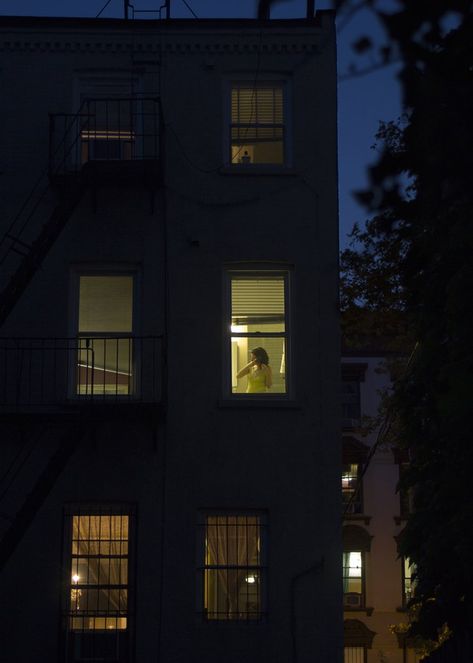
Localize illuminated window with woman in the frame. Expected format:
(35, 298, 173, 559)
(228, 271, 288, 396)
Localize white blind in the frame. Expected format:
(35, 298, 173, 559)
(231, 86, 283, 125)
(231, 277, 285, 318)
(79, 276, 133, 333)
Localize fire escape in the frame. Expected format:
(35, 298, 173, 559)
(0, 97, 164, 571)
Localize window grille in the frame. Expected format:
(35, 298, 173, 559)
(230, 84, 285, 165)
(63, 505, 134, 662)
(199, 514, 265, 621)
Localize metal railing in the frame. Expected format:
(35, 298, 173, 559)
(49, 97, 161, 177)
(0, 336, 163, 409)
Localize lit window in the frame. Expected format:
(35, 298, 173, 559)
(199, 514, 265, 621)
(64, 507, 132, 661)
(343, 551, 364, 608)
(344, 646, 366, 663)
(402, 557, 416, 606)
(230, 84, 285, 165)
(342, 464, 363, 514)
(228, 272, 288, 396)
(76, 274, 134, 396)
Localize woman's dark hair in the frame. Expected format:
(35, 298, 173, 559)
(251, 347, 269, 365)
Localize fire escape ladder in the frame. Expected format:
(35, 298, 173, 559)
(0, 422, 86, 573)
(0, 181, 86, 328)
(0, 96, 161, 329)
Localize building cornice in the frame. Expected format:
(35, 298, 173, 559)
(0, 15, 333, 54)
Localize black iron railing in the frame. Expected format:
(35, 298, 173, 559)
(49, 97, 161, 177)
(0, 336, 163, 408)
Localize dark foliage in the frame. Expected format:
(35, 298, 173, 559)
(339, 0, 473, 649)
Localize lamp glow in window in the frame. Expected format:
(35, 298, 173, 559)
(230, 274, 287, 395)
(68, 512, 129, 631)
(203, 515, 263, 620)
(231, 85, 284, 165)
(343, 551, 363, 596)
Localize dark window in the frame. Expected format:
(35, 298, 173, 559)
(342, 380, 361, 425)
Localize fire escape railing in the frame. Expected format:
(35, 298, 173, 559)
(49, 97, 161, 177)
(0, 97, 161, 328)
(0, 336, 163, 409)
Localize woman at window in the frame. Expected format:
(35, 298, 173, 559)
(236, 347, 272, 393)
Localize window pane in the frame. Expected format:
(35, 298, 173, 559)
(344, 647, 365, 663)
(231, 276, 287, 395)
(343, 551, 363, 596)
(69, 513, 129, 632)
(203, 515, 262, 621)
(342, 464, 362, 514)
(79, 276, 133, 333)
(231, 85, 284, 164)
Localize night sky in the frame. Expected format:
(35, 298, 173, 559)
(0, 0, 401, 248)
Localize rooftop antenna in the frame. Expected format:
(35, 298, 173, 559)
(124, 0, 130, 19)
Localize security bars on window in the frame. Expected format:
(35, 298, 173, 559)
(201, 514, 264, 621)
(66, 508, 130, 632)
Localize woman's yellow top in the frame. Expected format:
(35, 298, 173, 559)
(247, 368, 267, 393)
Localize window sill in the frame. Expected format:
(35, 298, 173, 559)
(220, 165, 298, 176)
(343, 606, 374, 617)
(218, 398, 302, 409)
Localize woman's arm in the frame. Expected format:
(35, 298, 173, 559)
(236, 359, 256, 379)
(264, 364, 273, 388)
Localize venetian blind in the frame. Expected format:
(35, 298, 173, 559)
(231, 86, 283, 125)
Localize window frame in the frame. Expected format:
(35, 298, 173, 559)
(69, 266, 140, 400)
(61, 503, 136, 663)
(402, 557, 416, 608)
(343, 550, 365, 609)
(344, 646, 367, 663)
(224, 78, 292, 170)
(196, 511, 267, 623)
(342, 463, 363, 515)
(223, 267, 292, 401)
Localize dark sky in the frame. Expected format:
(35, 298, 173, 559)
(0, 0, 401, 248)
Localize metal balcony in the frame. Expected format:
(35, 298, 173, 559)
(0, 336, 163, 412)
(49, 97, 162, 184)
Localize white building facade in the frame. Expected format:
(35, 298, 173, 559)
(342, 351, 418, 663)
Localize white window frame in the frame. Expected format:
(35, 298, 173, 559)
(69, 266, 140, 399)
(224, 78, 292, 169)
(223, 267, 292, 400)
